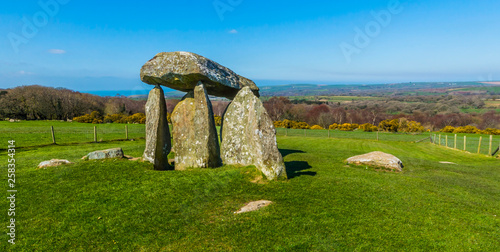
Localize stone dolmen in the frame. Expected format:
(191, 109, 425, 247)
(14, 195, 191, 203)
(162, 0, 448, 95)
(141, 51, 286, 180)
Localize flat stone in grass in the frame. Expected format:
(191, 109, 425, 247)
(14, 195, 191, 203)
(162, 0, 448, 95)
(234, 200, 273, 214)
(37, 159, 72, 169)
(346, 151, 403, 172)
(84, 148, 124, 160)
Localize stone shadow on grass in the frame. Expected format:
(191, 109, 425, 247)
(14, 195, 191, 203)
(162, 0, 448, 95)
(285, 161, 315, 179)
(279, 149, 305, 158)
(279, 149, 315, 179)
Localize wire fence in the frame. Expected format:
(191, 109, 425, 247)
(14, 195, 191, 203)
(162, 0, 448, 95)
(431, 133, 500, 156)
(2, 121, 499, 156)
(275, 128, 431, 142)
(0, 122, 146, 148)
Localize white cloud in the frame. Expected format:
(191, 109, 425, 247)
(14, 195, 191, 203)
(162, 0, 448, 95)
(228, 29, 238, 34)
(17, 70, 34, 75)
(48, 49, 67, 54)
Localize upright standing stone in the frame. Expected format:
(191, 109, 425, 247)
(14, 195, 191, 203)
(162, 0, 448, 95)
(171, 82, 221, 170)
(221, 87, 286, 180)
(143, 86, 172, 170)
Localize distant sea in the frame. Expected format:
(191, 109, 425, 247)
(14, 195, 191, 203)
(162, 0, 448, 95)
(84, 89, 153, 97)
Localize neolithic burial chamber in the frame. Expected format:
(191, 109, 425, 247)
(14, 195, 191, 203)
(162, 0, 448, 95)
(140, 51, 286, 180)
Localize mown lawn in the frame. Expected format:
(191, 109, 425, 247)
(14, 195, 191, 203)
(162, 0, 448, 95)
(0, 130, 498, 251)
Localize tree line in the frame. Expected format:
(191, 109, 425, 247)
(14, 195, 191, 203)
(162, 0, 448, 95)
(261, 96, 500, 131)
(1, 85, 499, 134)
(0, 85, 146, 120)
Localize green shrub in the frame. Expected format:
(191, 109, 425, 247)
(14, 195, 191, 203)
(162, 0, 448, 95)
(329, 123, 338, 130)
(359, 123, 378, 132)
(440, 126, 456, 133)
(453, 125, 479, 134)
(379, 119, 399, 132)
(310, 125, 324, 130)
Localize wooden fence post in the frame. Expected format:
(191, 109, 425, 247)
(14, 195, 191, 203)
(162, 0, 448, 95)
(454, 134, 457, 149)
(94, 126, 97, 143)
(477, 136, 482, 154)
(464, 136, 467, 151)
(126, 125, 129, 140)
(489, 135, 493, 155)
(439, 134, 441, 146)
(433, 134, 436, 144)
(445, 135, 448, 147)
(51, 126, 56, 144)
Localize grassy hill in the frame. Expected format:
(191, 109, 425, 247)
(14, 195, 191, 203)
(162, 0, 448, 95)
(1, 122, 498, 251)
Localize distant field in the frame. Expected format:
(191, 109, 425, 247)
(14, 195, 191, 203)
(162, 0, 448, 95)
(452, 86, 500, 93)
(485, 100, 500, 107)
(459, 108, 500, 114)
(287, 95, 383, 103)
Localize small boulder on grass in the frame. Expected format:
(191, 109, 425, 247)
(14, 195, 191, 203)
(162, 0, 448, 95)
(346, 151, 403, 172)
(38, 159, 72, 169)
(82, 148, 124, 160)
(234, 200, 273, 214)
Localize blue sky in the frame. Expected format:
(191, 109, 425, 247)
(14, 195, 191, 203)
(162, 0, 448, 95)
(1, 0, 499, 92)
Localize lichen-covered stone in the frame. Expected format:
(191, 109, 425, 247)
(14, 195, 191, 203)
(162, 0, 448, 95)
(85, 148, 124, 160)
(143, 86, 172, 170)
(221, 87, 286, 180)
(171, 83, 221, 170)
(346, 151, 403, 172)
(37, 159, 72, 169)
(140, 51, 259, 99)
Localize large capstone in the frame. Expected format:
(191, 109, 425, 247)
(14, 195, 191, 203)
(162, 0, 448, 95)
(143, 86, 172, 170)
(221, 87, 286, 180)
(171, 82, 221, 170)
(140, 51, 259, 99)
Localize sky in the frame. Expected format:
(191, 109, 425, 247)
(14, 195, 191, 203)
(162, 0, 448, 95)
(1, 0, 499, 92)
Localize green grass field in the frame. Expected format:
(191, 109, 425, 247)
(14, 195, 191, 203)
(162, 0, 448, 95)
(1, 122, 499, 251)
(0, 121, 145, 148)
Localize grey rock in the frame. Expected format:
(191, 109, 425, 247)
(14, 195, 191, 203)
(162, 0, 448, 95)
(143, 86, 172, 170)
(37, 159, 72, 169)
(221, 87, 286, 180)
(234, 200, 273, 214)
(140, 51, 259, 99)
(346, 151, 403, 172)
(171, 82, 221, 170)
(85, 148, 124, 160)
